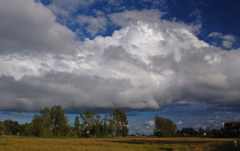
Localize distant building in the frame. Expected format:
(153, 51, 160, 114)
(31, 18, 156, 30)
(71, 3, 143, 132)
(223, 121, 240, 131)
(181, 127, 197, 136)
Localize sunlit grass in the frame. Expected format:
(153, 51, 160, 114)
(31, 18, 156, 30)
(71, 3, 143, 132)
(0, 136, 238, 151)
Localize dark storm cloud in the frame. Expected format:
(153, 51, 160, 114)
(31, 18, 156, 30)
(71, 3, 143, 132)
(0, 72, 132, 111)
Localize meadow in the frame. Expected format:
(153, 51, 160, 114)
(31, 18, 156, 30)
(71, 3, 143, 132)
(0, 136, 239, 151)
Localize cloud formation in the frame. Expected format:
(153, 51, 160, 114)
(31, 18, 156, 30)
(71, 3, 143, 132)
(208, 32, 236, 48)
(0, 0, 77, 55)
(0, 1, 240, 112)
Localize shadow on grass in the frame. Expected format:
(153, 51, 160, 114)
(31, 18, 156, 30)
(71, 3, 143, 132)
(198, 142, 240, 151)
(158, 148, 173, 151)
(107, 139, 224, 145)
(107, 139, 240, 151)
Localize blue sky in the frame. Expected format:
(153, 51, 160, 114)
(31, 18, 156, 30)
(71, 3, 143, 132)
(0, 0, 240, 135)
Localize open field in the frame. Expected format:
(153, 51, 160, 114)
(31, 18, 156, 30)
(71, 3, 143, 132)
(0, 136, 239, 151)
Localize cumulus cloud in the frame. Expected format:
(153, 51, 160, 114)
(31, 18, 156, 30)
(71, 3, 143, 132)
(145, 120, 155, 126)
(0, 2, 240, 112)
(109, 9, 201, 34)
(0, 0, 77, 55)
(77, 15, 107, 36)
(176, 121, 183, 125)
(208, 32, 236, 48)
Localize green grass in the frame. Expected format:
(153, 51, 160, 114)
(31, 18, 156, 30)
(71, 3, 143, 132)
(0, 136, 238, 151)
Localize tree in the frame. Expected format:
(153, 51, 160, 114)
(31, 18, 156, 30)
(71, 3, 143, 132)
(205, 127, 212, 137)
(154, 115, 177, 137)
(199, 127, 204, 133)
(176, 130, 181, 136)
(0, 121, 6, 136)
(101, 121, 109, 137)
(50, 105, 68, 137)
(74, 115, 80, 137)
(32, 115, 44, 136)
(104, 113, 115, 137)
(122, 125, 129, 137)
(40, 107, 52, 136)
(80, 111, 102, 137)
(22, 123, 34, 136)
(3, 119, 21, 135)
(112, 109, 129, 137)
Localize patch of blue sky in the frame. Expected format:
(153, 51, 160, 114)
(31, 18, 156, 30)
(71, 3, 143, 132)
(40, 0, 240, 46)
(0, 111, 36, 124)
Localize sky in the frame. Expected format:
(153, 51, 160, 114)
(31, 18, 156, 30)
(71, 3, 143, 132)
(0, 0, 240, 135)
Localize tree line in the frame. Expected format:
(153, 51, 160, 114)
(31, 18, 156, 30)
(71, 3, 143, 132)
(153, 115, 240, 138)
(0, 105, 129, 137)
(1, 109, 237, 138)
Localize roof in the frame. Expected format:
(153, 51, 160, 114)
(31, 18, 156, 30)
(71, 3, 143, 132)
(224, 121, 240, 130)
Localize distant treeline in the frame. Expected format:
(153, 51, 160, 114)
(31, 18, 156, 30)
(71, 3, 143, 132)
(0, 105, 129, 137)
(1, 108, 239, 138)
(153, 115, 240, 138)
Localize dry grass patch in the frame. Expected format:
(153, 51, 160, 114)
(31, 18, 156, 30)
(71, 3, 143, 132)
(0, 136, 237, 151)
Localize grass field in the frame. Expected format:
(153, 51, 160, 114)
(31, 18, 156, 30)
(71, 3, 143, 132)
(0, 136, 239, 151)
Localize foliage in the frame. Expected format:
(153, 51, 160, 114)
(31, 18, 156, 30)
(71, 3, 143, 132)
(3, 119, 21, 135)
(74, 115, 80, 137)
(0, 121, 6, 136)
(199, 126, 204, 133)
(176, 130, 181, 136)
(32, 115, 44, 136)
(113, 109, 129, 137)
(212, 129, 240, 138)
(50, 105, 69, 137)
(1, 106, 129, 138)
(22, 123, 33, 136)
(80, 111, 102, 137)
(40, 107, 52, 136)
(154, 115, 177, 137)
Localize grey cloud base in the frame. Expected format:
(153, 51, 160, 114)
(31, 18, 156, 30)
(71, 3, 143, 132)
(0, 1, 240, 111)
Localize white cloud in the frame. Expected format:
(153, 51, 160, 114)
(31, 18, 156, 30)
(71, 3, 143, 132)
(208, 32, 236, 48)
(176, 121, 183, 125)
(145, 120, 155, 126)
(110, 9, 201, 35)
(207, 120, 215, 124)
(0, 5, 240, 112)
(110, 9, 162, 27)
(0, 0, 77, 55)
(208, 32, 223, 37)
(77, 15, 107, 36)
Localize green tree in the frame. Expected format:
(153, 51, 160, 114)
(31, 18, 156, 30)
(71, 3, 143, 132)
(101, 121, 109, 136)
(122, 125, 129, 137)
(40, 107, 52, 136)
(0, 121, 6, 136)
(22, 123, 34, 136)
(74, 115, 80, 137)
(113, 109, 129, 137)
(80, 111, 102, 137)
(3, 119, 21, 135)
(154, 115, 177, 137)
(104, 113, 115, 137)
(176, 130, 181, 136)
(205, 127, 212, 137)
(32, 115, 44, 136)
(50, 105, 68, 137)
(199, 127, 204, 133)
